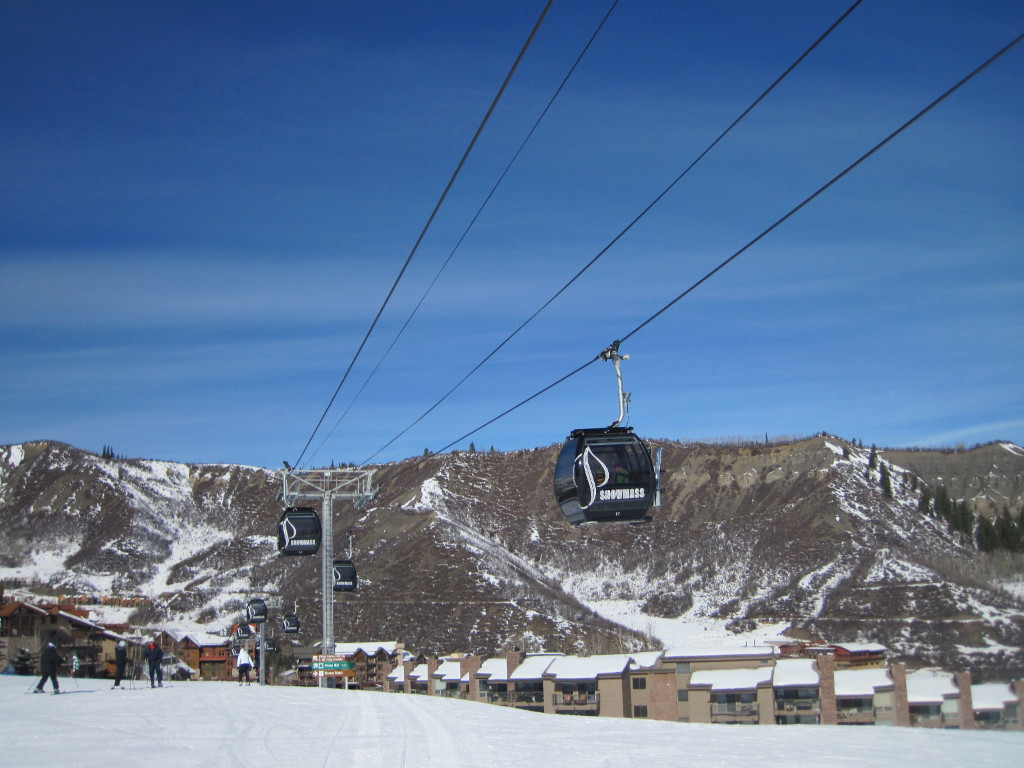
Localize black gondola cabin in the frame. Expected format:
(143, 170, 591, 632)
(332, 559, 357, 592)
(282, 614, 300, 634)
(245, 598, 267, 624)
(554, 426, 657, 525)
(277, 507, 321, 555)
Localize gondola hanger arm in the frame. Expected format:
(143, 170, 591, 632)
(600, 340, 630, 428)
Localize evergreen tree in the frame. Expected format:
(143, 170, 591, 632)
(867, 444, 877, 469)
(934, 485, 953, 521)
(918, 487, 932, 516)
(469, 442, 476, 453)
(994, 509, 1022, 552)
(976, 514, 999, 553)
(949, 500, 975, 538)
(12, 648, 37, 676)
(879, 462, 892, 498)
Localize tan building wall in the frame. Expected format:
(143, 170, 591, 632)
(757, 685, 775, 725)
(542, 677, 556, 714)
(687, 687, 712, 723)
(818, 655, 837, 725)
(598, 675, 629, 718)
(1016, 680, 1024, 731)
(891, 663, 910, 727)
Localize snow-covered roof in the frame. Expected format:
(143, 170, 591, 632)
(834, 667, 892, 697)
(906, 669, 958, 704)
(386, 665, 405, 683)
(629, 651, 663, 670)
(180, 631, 231, 647)
(690, 666, 774, 691)
(408, 663, 429, 682)
(476, 657, 509, 683)
(434, 660, 463, 682)
(334, 641, 399, 657)
(971, 683, 1018, 711)
(545, 654, 632, 681)
(663, 645, 777, 660)
(773, 658, 818, 688)
(830, 642, 887, 654)
(510, 654, 560, 681)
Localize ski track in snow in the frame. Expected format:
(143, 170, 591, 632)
(2, 676, 1021, 768)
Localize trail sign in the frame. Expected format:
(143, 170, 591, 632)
(312, 654, 355, 678)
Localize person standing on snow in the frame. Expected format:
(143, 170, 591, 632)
(112, 640, 128, 689)
(35, 642, 63, 694)
(236, 646, 253, 685)
(143, 640, 163, 688)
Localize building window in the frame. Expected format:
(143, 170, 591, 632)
(633, 705, 648, 718)
(632, 677, 647, 690)
(675, 661, 691, 674)
(677, 690, 689, 702)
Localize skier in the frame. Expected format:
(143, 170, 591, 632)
(112, 640, 128, 689)
(34, 642, 63, 694)
(71, 653, 80, 678)
(143, 640, 163, 688)
(236, 646, 253, 686)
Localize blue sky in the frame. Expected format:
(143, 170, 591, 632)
(2, 0, 1022, 468)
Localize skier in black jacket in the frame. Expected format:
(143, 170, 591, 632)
(143, 641, 163, 688)
(35, 642, 63, 694)
(112, 640, 128, 689)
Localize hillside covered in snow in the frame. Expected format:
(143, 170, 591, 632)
(1, 436, 1022, 679)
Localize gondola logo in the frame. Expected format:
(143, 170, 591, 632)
(579, 445, 609, 511)
(280, 518, 316, 549)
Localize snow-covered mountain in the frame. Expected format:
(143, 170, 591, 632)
(1, 436, 1022, 679)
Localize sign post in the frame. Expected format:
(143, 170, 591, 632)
(311, 654, 355, 680)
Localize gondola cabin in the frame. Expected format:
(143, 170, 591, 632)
(332, 559, 357, 592)
(282, 614, 300, 634)
(277, 507, 321, 555)
(263, 639, 278, 653)
(245, 598, 268, 624)
(236, 623, 253, 639)
(554, 426, 657, 525)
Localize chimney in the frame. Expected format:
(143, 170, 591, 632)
(816, 654, 837, 725)
(956, 671, 975, 729)
(426, 657, 440, 695)
(890, 663, 911, 727)
(460, 654, 482, 700)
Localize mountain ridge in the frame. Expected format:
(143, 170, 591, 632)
(1, 435, 1022, 680)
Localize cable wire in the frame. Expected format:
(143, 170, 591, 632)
(426, 28, 1024, 458)
(360, 0, 864, 465)
(293, 0, 556, 468)
(306, 0, 621, 467)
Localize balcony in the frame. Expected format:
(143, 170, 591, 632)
(552, 692, 600, 714)
(711, 702, 759, 719)
(512, 690, 545, 706)
(775, 700, 820, 714)
(837, 707, 875, 724)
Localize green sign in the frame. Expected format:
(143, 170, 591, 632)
(312, 660, 354, 671)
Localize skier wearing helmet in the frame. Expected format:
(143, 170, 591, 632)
(34, 642, 63, 694)
(112, 640, 128, 689)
